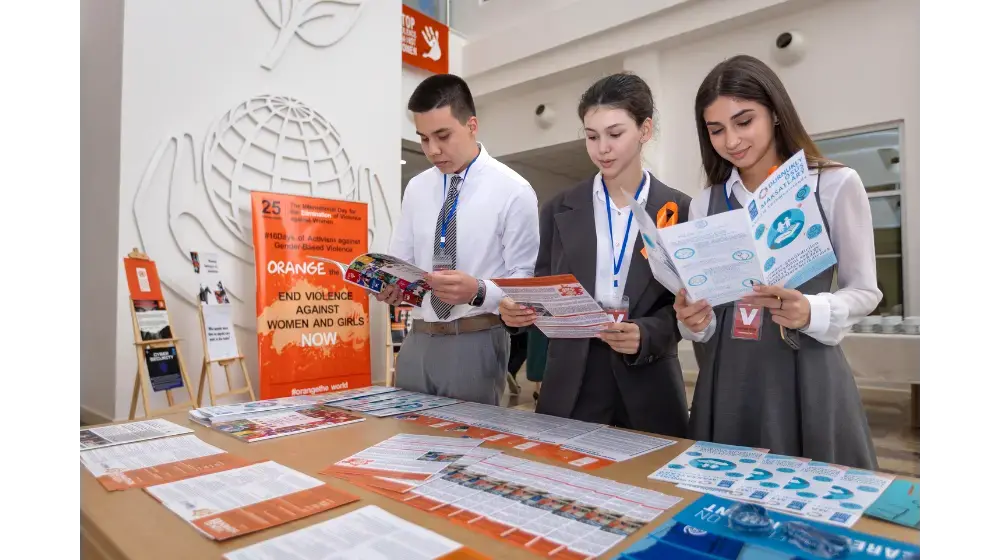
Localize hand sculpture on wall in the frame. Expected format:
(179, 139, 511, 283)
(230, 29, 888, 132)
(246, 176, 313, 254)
(257, 0, 368, 70)
(133, 95, 393, 330)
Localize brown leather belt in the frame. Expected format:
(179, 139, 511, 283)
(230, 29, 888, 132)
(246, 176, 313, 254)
(411, 314, 502, 335)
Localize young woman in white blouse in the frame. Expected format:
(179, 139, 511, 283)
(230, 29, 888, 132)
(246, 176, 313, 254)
(675, 55, 881, 469)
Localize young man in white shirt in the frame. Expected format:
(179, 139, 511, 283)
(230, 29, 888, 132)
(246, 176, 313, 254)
(379, 74, 539, 405)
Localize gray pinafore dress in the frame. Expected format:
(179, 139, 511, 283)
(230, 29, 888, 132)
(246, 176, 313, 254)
(688, 169, 879, 470)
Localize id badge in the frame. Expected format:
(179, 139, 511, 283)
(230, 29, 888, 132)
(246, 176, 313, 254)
(600, 295, 629, 331)
(432, 249, 452, 272)
(731, 302, 763, 341)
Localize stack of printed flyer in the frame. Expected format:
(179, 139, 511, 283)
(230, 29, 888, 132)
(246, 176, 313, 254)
(80, 420, 360, 540)
(398, 401, 676, 470)
(326, 387, 460, 417)
(324, 434, 683, 560)
(648, 441, 895, 528)
(224, 505, 490, 560)
(186, 386, 417, 443)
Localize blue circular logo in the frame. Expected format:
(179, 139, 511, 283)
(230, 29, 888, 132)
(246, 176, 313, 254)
(784, 477, 809, 491)
(767, 208, 806, 249)
(795, 185, 811, 201)
(668, 464, 685, 470)
(842, 502, 863, 510)
(797, 492, 818, 499)
(807, 224, 823, 239)
(858, 485, 880, 493)
(739, 458, 758, 464)
(814, 476, 833, 483)
(777, 467, 796, 474)
(733, 250, 754, 261)
(764, 257, 776, 272)
(690, 458, 736, 471)
(755, 224, 766, 240)
(686, 451, 703, 457)
(688, 274, 708, 287)
(826, 486, 854, 500)
(743, 278, 761, 288)
(675, 248, 695, 260)
(748, 469, 773, 482)
(725, 472, 744, 478)
(760, 482, 780, 488)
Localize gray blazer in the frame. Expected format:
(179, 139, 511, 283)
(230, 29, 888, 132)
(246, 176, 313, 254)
(529, 174, 692, 438)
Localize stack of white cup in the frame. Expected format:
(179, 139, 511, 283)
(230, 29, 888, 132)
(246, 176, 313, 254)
(856, 316, 881, 333)
(880, 316, 903, 334)
(901, 316, 919, 335)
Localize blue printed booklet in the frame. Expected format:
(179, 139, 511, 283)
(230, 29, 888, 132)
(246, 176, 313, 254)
(615, 495, 919, 560)
(633, 150, 837, 306)
(649, 441, 768, 490)
(865, 479, 919, 529)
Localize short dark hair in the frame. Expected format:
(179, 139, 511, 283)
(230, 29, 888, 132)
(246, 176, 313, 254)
(407, 74, 476, 123)
(577, 72, 655, 126)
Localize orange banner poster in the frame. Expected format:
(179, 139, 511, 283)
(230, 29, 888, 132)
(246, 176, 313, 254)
(402, 4, 449, 74)
(250, 192, 371, 399)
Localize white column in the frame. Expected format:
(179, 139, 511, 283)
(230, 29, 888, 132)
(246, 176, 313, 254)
(622, 49, 667, 181)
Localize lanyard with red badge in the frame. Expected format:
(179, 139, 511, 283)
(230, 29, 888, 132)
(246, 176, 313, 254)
(726, 165, 785, 343)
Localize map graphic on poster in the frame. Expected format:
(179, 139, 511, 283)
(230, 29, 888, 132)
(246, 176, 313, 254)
(251, 192, 371, 398)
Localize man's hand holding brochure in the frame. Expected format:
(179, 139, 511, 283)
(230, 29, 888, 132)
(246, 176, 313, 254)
(631, 150, 836, 306)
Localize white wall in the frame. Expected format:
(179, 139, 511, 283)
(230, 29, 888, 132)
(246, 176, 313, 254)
(101, 0, 401, 420)
(475, 64, 618, 157)
(652, 0, 919, 313)
(469, 0, 919, 314)
(81, 0, 126, 423)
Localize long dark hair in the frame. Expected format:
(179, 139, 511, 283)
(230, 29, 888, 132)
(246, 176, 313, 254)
(694, 55, 839, 186)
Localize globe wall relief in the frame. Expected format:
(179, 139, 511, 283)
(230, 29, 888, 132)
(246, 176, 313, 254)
(256, 0, 368, 70)
(133, 94, 392, 330)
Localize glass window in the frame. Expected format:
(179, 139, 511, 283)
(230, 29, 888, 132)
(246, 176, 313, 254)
(403, 0, 447, 23)
(815, 128, 904, 316)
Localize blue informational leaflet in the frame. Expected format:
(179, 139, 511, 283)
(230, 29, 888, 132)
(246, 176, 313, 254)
(865, 480, 919, 529)
(615, 495, 919, 560)
(633, 150, 838, 306)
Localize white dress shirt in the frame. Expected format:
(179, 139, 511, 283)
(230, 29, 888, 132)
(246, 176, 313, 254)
(592, 171, 649, 306)
(388, 144, 540, 322)
(678, 165, 882, 346)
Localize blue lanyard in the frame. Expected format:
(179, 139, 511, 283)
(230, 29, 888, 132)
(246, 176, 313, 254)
(439, 151, 481, 248)
(601, 173, 646, 289)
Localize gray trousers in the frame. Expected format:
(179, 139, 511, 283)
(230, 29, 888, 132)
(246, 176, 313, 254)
(395, 325, 510, 405)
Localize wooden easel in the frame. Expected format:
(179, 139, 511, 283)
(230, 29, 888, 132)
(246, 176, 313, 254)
(195, 304, 256, 406)
(127, 249, 197, 420)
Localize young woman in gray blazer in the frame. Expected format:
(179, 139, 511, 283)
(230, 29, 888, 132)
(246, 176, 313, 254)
(500, 73, 691, 438)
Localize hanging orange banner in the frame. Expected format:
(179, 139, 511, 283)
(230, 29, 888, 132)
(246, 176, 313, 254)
(402, 4, 449, 74)
(250, 192, 371, 399)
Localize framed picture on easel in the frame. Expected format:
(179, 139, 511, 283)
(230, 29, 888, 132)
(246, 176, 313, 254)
(123, 249, 196, 419)
(188, 250, 255, 406)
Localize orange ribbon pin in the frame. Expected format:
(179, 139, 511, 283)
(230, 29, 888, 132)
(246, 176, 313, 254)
(641, 201, 679, 259)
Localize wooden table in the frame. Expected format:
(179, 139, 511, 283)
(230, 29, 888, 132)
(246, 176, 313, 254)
(81, 412, 920, 559)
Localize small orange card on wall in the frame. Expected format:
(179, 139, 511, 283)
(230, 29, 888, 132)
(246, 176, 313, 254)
(402, 4, 449, 74)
